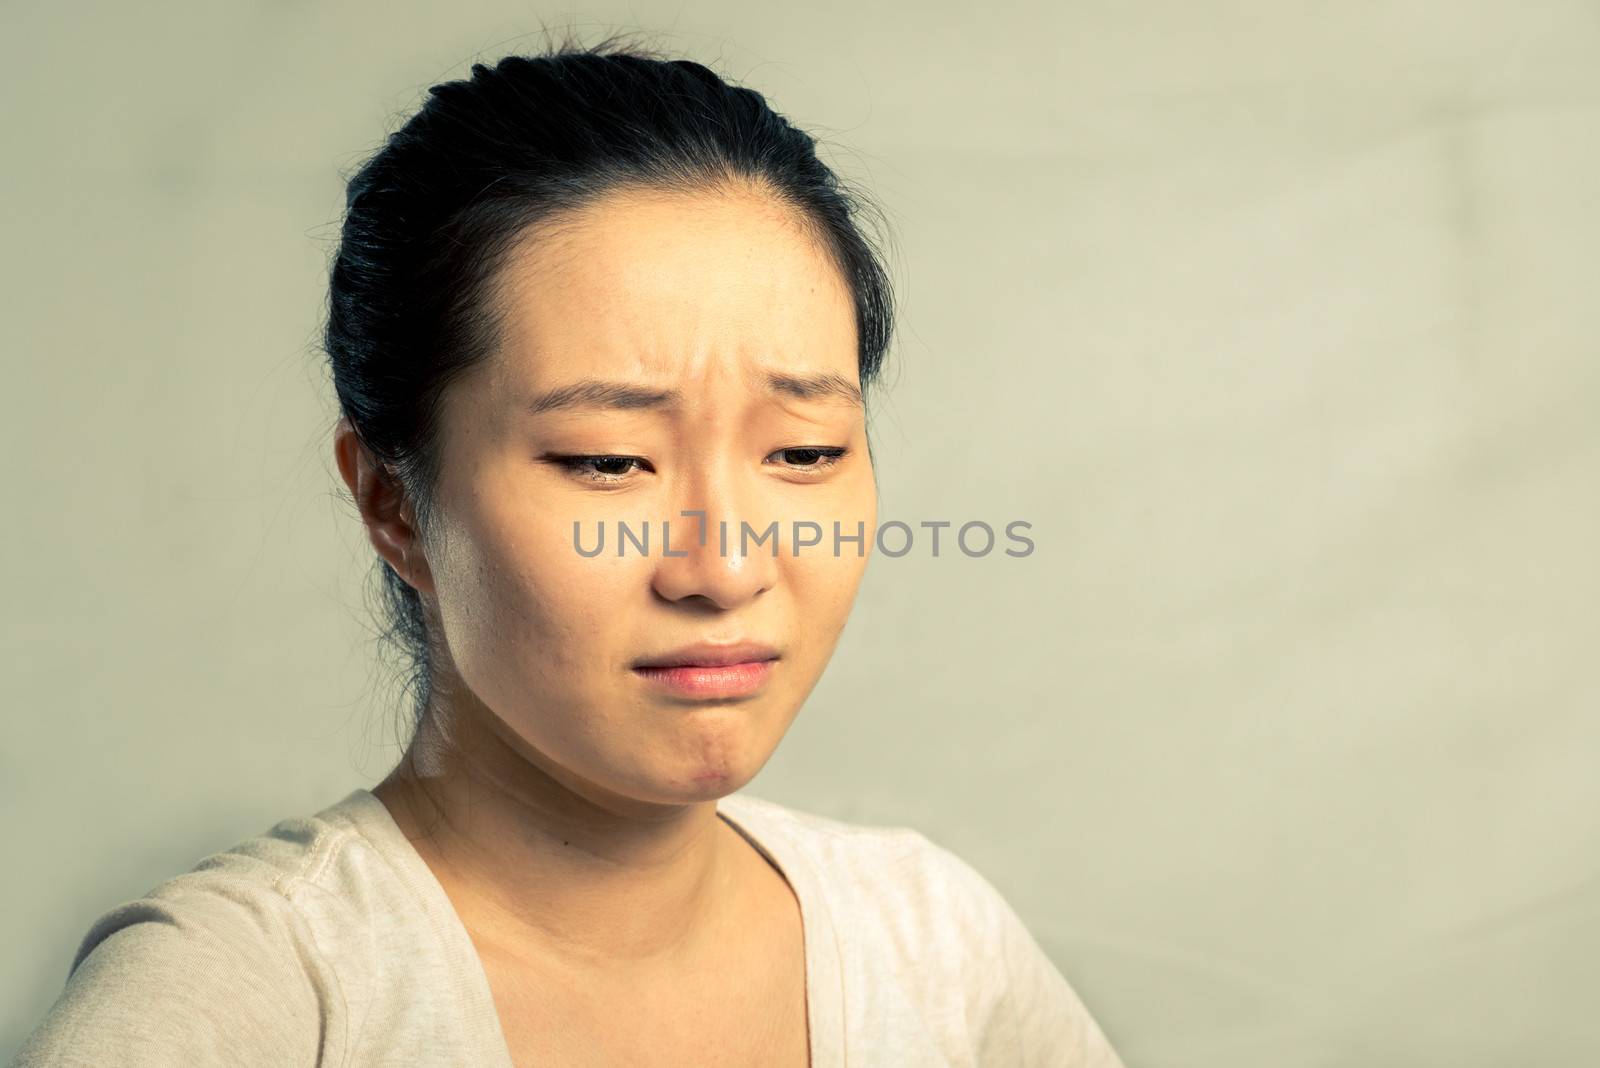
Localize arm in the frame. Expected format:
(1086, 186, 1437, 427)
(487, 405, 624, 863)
(12, 883, 329, 1067)
(920, 836, 1125, 1068)
(989, 882, 1124, 1068)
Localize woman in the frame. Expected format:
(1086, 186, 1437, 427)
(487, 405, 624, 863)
(14, 34, 1123, 1068)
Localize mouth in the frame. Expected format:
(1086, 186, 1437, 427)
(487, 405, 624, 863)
(632, 660, 777, 700)
(631, 640, 781, 700)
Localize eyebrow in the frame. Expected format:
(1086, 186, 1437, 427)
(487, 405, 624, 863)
(526, 371, 863, 415)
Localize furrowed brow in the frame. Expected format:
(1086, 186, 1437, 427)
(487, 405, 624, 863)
(764, 371, 863, 407)
(526, 380, 682, 415)
(525, 371, 862, 415)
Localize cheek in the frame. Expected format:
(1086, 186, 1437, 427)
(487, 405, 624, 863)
(817, 473, 876, 580)
(794, 475, 875, 607)
(432, 497, 642, 688)
(789, 546, 871, 634)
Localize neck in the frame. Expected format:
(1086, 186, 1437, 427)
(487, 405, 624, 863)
(372, 693, 745, 977)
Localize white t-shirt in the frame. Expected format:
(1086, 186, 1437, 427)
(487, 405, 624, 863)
(13, 788, 1123, 1067)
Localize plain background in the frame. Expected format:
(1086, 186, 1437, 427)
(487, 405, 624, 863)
(4, 2, 1598, 1065)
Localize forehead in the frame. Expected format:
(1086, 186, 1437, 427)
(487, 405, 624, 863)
(488, 185, 858, 388)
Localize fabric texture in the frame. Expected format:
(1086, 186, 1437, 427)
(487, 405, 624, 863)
(12, 788, 1123, 1067)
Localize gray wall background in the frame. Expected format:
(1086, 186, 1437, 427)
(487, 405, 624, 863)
(4, 2, 1598, 1065)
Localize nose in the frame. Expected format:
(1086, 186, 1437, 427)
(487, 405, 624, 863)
(650, 484, 778, 611)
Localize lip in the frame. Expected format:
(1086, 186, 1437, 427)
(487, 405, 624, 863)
(633, 660, 776, 700)
(632, 640, 780, 670)
(631, 641, 780, 700)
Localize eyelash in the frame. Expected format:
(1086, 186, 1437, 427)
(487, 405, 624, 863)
(551, 447, 849, 484)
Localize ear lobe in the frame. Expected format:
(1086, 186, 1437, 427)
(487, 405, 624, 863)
(334, 417, 435, 595)
(393, 495, 436, 595)
(367, 474, 435, 596)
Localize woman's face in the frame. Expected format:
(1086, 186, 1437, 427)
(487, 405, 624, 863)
(416, 185, 875, 808)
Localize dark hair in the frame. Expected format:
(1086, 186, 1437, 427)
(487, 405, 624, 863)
(322, 30, 898, 735)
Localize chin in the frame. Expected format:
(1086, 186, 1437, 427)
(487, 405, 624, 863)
(655, 750, 767, 803)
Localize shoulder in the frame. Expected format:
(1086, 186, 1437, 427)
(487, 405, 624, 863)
(721, 791, 1010, 938)
(65, 792, 377, 976)
(15, 792, 383, 1067)
(720, 792, 1124, 1067)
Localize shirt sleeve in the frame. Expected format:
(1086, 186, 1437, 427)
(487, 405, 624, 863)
(920, 836, 1125, 1068)
(990, 881, 1125, 1067)
(11, 879, 330, 1068)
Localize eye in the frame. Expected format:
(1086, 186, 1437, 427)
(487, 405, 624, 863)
(548, 448, 848, 484)
(766, 446, 849, 473)
(549, 455, 652, 484)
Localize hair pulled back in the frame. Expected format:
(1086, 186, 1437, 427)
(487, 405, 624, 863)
(322, 31, 897, 730)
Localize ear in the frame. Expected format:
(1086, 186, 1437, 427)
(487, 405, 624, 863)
(334, 416, 436, 596)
